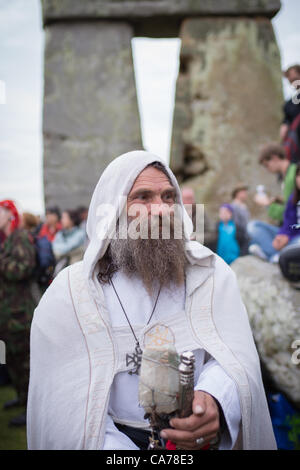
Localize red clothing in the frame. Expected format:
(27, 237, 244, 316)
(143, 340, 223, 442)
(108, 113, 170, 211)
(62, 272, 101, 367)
(0, 200, 20, 232)
(38, 223, 62, 242)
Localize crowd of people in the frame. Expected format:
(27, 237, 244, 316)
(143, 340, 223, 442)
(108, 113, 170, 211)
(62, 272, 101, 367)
(0, 203, 88, 426)
(0, 65, 299, 450)
(209, 65, 300, 291)
(212, 152, 300, 270)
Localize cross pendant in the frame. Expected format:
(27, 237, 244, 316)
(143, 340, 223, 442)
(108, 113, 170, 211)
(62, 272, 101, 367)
(126, 343, 143, 375)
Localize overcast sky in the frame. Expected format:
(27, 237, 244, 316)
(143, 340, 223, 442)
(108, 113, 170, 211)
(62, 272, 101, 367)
(0, 0, 300, 214)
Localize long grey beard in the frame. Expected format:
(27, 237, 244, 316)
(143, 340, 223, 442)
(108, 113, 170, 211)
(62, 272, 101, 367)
(109, 221, 187, 294)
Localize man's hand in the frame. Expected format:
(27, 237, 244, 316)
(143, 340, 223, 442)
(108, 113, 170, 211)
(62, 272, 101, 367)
(254, 193, 271, 207)
(160, 391, 220, 450)
(272, 234, 289, 251)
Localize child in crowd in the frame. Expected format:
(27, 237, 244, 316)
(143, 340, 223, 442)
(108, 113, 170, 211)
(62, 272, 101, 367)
(216, 204, 240, 265)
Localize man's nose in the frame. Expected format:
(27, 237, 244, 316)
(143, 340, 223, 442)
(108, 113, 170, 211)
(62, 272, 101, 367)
(150, 198, 173, 217)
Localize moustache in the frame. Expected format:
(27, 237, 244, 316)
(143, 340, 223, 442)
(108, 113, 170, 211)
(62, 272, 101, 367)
(125, 212, 183, 240)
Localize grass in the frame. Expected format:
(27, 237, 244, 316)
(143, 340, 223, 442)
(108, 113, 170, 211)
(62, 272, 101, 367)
(0, 385, 27, 450)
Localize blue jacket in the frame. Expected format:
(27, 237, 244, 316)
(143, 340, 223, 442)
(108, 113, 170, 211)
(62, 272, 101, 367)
(217, 220, 240, 265)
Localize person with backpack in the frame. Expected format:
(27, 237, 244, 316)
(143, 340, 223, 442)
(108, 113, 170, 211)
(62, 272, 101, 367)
(34, 234, 56, 290)
(20, 212, 56, 293)
(38, 206, 62, 242)
(0, 200, 37, 426)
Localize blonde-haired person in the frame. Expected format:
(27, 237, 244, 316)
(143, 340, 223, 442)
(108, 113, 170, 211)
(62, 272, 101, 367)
(20, 212, 40, 235)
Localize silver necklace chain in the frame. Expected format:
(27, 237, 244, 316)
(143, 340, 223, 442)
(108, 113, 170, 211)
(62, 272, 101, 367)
(109, 277, 161, 375)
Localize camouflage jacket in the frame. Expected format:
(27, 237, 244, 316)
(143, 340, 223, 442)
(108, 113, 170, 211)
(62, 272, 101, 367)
(0, 229, 37, 329)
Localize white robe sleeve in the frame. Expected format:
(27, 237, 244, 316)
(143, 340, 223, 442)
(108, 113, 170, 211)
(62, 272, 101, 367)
(195, 355, 241, 449)
(27, 268, 90, 450)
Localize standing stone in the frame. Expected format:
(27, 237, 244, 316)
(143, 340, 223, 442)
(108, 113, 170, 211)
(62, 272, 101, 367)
(41, 0, 282, 211)
(171, 17, 283, 222)
(43, 21, 142, 209)
(231, 256, 300, 407)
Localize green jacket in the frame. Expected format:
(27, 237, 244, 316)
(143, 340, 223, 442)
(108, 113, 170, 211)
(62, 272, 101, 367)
(268, 163, 297, 223)
(0, 229, 37, 331)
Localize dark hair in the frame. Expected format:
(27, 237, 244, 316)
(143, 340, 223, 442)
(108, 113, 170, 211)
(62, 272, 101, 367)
(231, 184, 248, 200)
(46, 206, 61, 219)
(258, 143, 286, 165)
(77, 206, 88, 215)
(97, 246, 116, 284)
(76, 206, 88, 222)
(64, 209, 81, 227)
(146, 161, 174, 186)
(292, 163, 300, 205)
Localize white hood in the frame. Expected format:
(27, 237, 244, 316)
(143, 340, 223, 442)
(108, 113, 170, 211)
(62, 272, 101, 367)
(83, 150, 214, 281)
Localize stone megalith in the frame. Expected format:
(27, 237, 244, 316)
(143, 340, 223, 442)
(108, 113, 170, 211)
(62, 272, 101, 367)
(171, 16, 283, 221)
(41, 0, 282, 211)
(42, 20, 142, 209)
(231, 256, 300, 407)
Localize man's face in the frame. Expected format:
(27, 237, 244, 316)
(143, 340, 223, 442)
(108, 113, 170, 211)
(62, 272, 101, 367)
(219, 207, 232, 223)
(263, 155, 281, 173)
(181, 188, 195, 205)
(61, 212, 73, 230)
(108, 166, 186, 292)
(287, 69, 300, 87)
(236, 189, 248, 203)
(80, 210, 88, 221)
(46, 212, 59, 226)
(0, 206, 11, 231)
(127, 166, 176, 222)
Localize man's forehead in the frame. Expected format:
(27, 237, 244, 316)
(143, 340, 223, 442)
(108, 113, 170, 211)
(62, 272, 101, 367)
(129, 166, 174, 193)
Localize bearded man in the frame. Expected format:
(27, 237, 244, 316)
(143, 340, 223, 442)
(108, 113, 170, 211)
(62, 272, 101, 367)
(27, 151, 276, 450)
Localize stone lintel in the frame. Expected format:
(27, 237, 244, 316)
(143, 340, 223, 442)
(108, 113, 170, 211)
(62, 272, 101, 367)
(42, 0, 281, 27)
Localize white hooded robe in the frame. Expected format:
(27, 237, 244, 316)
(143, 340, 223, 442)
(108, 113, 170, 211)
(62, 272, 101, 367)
(27, 150, 276, 450)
